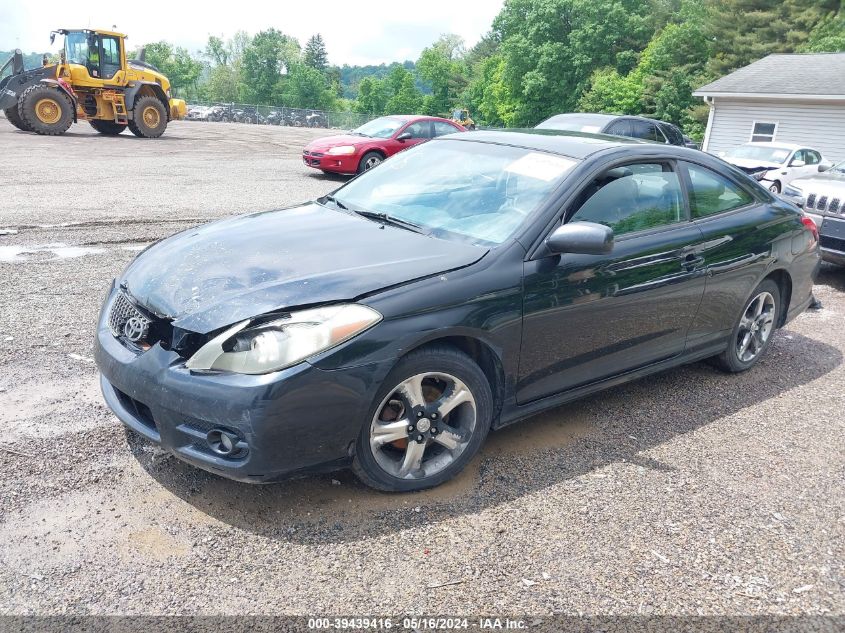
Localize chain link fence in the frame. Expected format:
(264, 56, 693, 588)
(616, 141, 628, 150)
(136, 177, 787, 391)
(184, 102, 373, 130)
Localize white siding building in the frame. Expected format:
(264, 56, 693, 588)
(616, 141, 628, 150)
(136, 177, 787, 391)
(694, 53, 845, 162)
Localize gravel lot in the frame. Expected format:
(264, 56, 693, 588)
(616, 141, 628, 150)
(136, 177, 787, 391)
(0, 118, 844, 623)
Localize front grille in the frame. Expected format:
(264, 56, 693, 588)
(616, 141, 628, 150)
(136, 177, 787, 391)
(820, 235, 845, 253)
(817, 195, 829, 211)
(829, 198, 841, 214)
(806, 193, 816, 209)
(108, 291, 150, 338)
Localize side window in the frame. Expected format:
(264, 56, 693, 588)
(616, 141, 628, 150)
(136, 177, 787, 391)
(805, 151, 821, 165)
(628, 120, 652, 140)
(790, 150, 806, 166)
(403, 121, 431, 139)
(100, 36, 121, 79)
(433, 121, 458, 137)
(604, 120, 632, 137)
(662, 124, 684, 145)
(683, 162, 754, 219)
(568, 163, 685, 237)
(750, 121, 777, 142)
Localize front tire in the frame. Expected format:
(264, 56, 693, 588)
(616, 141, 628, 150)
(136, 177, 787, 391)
(89, 120, 127, 135)
(128, 95, 168, 138)
(352, 346, 493, 492)
(769, 181, 781, 193)
(19, 84, 74, 136)
(357, 151, 383, 174)
(711, 279, 780, 373)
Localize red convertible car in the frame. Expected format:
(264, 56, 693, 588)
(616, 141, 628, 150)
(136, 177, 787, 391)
(302, 115, 465, 175)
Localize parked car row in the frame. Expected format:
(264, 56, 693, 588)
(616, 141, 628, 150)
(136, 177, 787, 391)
(186, 104, 333, 128)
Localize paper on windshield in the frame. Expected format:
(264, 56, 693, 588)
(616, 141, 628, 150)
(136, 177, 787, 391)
(581, 125, 603, 133)
(505, 153, 577, 182)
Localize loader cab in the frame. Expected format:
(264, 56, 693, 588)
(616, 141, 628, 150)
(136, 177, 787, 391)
(58, 29, 127, 84)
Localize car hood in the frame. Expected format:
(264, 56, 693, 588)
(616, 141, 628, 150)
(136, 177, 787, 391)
(791, 170, 845, 191)
(305, 134, 371, 151)
(725, 157, 780, 172)
(119, 203, 487, 334)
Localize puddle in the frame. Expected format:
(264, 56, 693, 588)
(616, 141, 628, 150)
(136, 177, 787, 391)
(0, 242, 104, 263)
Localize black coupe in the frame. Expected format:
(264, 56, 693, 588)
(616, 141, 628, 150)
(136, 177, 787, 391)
(95, 131, 820, 491)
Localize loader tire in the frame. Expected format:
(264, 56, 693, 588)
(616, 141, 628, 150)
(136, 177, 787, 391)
(19, 84, 74, 136)
(4, 107, 31, 132)
(128, 96, 167, 138)
(89, 120, 127, 135)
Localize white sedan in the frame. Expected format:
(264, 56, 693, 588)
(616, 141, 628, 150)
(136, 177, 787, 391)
(721, 142, 828, 193)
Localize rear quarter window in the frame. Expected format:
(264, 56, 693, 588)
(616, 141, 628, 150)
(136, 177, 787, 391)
(683, 162, 755, 219)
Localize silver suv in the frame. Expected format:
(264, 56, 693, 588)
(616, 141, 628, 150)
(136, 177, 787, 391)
(782, 160, 845, 266)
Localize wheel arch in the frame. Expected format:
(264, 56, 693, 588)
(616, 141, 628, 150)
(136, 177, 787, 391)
(399, 333, 506, 425)
(763, 268, 793, 327)
(125, 82, 169, 120)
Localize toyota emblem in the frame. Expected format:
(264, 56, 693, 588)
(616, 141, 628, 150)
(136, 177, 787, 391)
(123, 316, 149, 343)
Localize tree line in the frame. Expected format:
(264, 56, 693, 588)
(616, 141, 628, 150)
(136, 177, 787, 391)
(8, 0, 842, 138)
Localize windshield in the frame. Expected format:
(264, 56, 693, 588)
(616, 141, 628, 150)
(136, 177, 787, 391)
(829, 160, 845, 174)
(65, 32, 90, 66)
(351, 116, 405, 139)
(332, 139, 578, 245)
(727, 145, 790, 164)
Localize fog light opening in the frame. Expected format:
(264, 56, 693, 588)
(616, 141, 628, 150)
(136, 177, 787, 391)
(206, 428, 240, 456)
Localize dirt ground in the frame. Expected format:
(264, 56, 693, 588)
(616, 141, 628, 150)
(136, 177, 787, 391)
(0, 118, 843, 621)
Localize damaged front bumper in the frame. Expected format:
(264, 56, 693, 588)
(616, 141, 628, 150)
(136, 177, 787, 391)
(94, 287, 392, 483)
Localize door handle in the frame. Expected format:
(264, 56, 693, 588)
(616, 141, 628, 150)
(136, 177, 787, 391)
(681, 254, 705, 271)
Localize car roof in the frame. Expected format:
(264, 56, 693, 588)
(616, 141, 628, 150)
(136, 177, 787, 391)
(382, 114, 451, 122)
(446, 129, 652, 159)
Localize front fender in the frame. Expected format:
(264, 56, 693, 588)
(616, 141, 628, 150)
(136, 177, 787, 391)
(125, 81, 170, 120)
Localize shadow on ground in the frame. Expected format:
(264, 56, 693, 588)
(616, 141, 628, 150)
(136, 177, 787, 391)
(130, 330, 841, 544)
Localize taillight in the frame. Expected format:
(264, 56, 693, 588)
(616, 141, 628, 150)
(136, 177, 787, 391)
(801, 216, 819, 243)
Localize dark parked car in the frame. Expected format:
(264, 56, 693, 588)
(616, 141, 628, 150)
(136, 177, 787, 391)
(536, 112, 692, 147)
(96, 131, 820, 492)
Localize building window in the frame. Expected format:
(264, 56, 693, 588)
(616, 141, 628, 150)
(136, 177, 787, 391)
(750, 121, 777, 143)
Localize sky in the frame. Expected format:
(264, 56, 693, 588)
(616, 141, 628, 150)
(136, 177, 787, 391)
(0, 1, 504, 65)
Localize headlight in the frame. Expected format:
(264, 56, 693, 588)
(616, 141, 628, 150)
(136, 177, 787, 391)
(327, 145, 357, 156)
(752, 170, 768, 181)
(783, 184, 804, 197)
(186, 304, 381, 375)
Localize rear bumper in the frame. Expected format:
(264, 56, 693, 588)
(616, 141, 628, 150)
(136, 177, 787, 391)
(94, 292, 393, 482)
(302, 151, 358, 174)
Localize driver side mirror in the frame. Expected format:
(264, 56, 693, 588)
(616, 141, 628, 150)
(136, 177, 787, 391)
(546, 222, 614, 256)
(396, 132, 411, 141)
(819, 163, 831, 172)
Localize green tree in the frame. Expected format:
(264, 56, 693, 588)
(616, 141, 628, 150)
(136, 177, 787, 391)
(354, 76, 390, 114)
(240, 29, 300, 104)
(139, 42, 204, 99)
(705, 0, 840, 76)
(416, 35, 468, 115)
(385, 67, 423, 113)
(799, 5, 845, 51)
(282, 63, 336, 109)
(303, 34, 329, 70)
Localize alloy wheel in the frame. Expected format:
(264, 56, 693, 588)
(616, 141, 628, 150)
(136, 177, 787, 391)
(369, 372, 476, 480)
(735, 291, 776, 363)
(364, 156, 381, 170)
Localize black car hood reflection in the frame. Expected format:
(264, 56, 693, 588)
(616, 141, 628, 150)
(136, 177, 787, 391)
(121, 203, 488, 334)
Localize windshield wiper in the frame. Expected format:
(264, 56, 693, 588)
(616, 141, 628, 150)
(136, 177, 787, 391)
(353, 209, 426, 234)
(321, 194, 348, 210)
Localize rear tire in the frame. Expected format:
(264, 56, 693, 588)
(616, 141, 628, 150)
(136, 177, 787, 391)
(89, 120, 127, 135)
(352, 346, 493, 492)
(19, 84, 74, 136)
(128, 95, 168, 138)
(4, 106, 31, 131)
(710, 279, 780, 373)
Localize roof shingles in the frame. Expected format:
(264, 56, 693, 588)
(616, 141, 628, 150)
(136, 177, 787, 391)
(694, 53, 845, 96)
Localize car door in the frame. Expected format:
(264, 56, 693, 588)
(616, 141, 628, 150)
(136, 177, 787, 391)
(392, 120, 432, 153)
(517, 160, 707, 403)
(782, 150, 808, 186)
(677, 160, 778, 354)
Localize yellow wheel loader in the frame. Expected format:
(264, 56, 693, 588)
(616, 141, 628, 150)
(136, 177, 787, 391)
(0, 29, 186, 137)
(449, 108, 476, 130)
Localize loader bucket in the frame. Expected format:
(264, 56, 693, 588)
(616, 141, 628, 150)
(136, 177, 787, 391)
(0, 60, 58, 112)
(0, 50, 26, 110)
